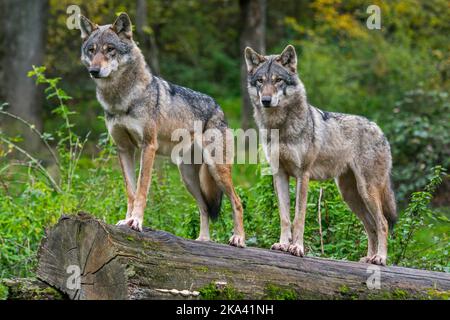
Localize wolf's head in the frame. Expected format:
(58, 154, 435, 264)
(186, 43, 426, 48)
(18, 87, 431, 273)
(79, 13, 136, 79)
(245, 45, 304, 109)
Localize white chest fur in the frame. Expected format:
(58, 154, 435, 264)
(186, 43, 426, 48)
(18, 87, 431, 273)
(105, 114, 146, 148)
(96, 91, 130, 114)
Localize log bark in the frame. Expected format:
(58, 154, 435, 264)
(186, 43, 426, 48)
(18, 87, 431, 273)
(36, 213, 450, 300)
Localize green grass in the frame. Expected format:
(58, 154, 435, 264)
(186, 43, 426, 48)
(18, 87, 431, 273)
(1, 156, 448, 280)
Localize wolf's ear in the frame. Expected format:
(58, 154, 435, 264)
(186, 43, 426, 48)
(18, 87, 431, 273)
(277, 45, 297, 73)
(79, 15, 97, 40)
(112, 12, 132, 39)
(245, 47, 266, 74)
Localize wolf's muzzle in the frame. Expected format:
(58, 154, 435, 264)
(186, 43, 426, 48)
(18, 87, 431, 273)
(261, 96, 273, 108)
(89, 67, 101, 78)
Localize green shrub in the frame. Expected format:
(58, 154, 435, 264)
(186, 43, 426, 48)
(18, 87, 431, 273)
(390, 166, 449, 271)
(386, 89, 450, 201)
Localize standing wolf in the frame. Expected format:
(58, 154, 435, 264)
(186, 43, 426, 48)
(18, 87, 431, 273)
(78, 13, 245, 247)
(245, 45, 397, 265)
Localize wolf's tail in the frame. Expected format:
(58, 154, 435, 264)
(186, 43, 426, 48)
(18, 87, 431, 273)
(199, 164, 223, 220)
(382, 179, 398, 232)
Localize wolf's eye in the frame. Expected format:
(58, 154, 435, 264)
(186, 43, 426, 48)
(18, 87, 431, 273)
(88, 47, 95, 54)
(275, 78, 283, 84)
(107, 46, 115, 53)
(256, 79, 263, 85)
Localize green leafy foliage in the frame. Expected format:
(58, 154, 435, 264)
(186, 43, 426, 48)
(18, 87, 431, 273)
(0, 283, 8, 300)
(390, 166, 449, 271)
(386, 89, 450, 200)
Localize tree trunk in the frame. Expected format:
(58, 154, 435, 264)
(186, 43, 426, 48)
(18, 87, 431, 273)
(239, 0, 266, 130)
(135, 0, 160, 75)
(0, 0, 47, 152)
(36, 214, 450, 300)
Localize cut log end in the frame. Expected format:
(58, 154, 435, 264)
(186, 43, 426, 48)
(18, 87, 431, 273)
(35, 213, 450, 300)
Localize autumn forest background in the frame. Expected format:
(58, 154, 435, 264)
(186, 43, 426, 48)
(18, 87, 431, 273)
(0, 0, 449, 288)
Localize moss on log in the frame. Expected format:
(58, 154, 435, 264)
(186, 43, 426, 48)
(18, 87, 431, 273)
(36, 213, 450, 300)
(1, 278, 64, 300)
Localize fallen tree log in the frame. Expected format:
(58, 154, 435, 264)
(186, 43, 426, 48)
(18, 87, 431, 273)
(37, 213, 450, 300)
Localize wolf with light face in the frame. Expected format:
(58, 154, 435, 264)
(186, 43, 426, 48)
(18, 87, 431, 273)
(245, 45, 397, 265)
(78, 13, 245, 247)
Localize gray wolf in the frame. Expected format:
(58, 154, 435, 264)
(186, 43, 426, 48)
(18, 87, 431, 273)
(78, 13, 245, 247)
(245, 45, 397, 265)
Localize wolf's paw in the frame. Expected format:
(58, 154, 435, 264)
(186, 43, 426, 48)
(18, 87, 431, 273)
(369, 254, 386, 266)
(195, 236, 211, 242)
(229, 234, 246, 248)
(116, 217, 143, 232)
(359, 256, 372, 263)
(288, 243, 304, 257)
(271, 242, 290, 252)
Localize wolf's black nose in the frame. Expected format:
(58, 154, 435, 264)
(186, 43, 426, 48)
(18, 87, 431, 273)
(89, 67, 100, 77)
(261, 96, 272, 107)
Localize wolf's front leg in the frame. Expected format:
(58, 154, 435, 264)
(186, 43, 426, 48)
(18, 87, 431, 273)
(271, 169, 291, 252)
(290, 173, 310, 257)
(116, 147, 136, 219)
(117, 142, 157, 231)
